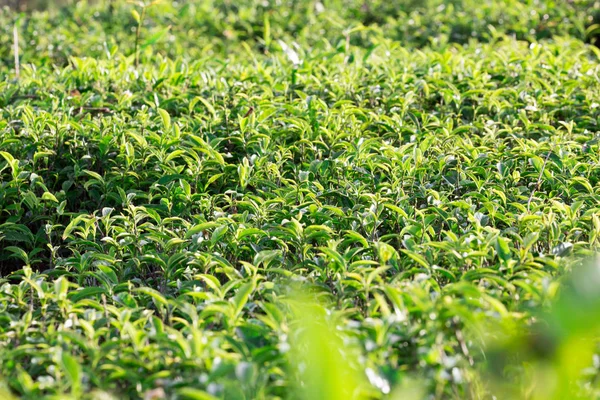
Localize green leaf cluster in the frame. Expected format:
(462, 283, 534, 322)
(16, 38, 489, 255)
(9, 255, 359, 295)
(1, 0, 600, 399)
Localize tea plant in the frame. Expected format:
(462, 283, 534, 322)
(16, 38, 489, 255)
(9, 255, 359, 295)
(1, 0, 600, 399)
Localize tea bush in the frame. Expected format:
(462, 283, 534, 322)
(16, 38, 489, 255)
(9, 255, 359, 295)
(1, 0, 600, 399)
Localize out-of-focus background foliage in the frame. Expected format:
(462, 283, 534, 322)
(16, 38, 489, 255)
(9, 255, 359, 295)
(0, 0, 598, 66)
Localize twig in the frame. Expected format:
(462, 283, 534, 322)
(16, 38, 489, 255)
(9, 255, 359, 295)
(5, 93, 40, 107)
(527, 151, 551, 211)
(101, 294, 110, 329)
(242, 106, 254, 118)
(79, 107, 113, 112)
(75, 107, 114, 120)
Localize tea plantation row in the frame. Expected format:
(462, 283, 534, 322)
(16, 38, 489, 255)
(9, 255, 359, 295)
(1, 1, 600, 399)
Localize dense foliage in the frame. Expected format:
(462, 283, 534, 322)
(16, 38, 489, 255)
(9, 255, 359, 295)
(1, 0, 600, 399)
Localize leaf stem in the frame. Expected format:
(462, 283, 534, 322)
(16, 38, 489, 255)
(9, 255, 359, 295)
(13, 20, 19, 79)
(527, 150, 551, 212)
(134, 6, 146, 68)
